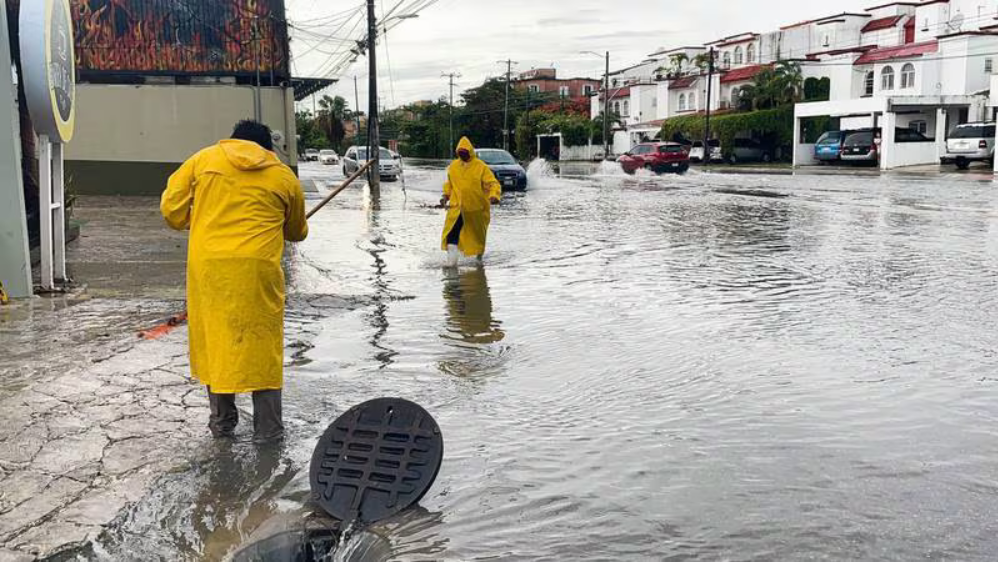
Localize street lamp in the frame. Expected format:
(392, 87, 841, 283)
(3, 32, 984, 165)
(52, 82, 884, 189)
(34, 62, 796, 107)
(581, 50, 610, 160)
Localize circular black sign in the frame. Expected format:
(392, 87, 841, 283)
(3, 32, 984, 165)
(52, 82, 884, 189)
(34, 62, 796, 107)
(309, 398, 443, 523)
(49, 0, 73, 123)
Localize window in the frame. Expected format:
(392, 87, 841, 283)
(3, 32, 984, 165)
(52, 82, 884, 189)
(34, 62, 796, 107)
(864, 71, 875, 96)
(528, 84, 540, 94)
(623, 100, 630, 116)
(613, 101, 620, 114)
(909, 120, 928, 134)
(882, 66, 895, 91)
(747, 44, 756, 63)
(734, 47, 744, 65)
(900, 63, 915, 89)
(583, 84, 595, 96)
(689, 92, 696, 109)
(723, 51, 732, 67)
(678, 93, 687, 111)
(823, 34, 831, 47)
(559, 86, 570, 98)
(987, 58, 994, 74)
(731, 87, 740, 106)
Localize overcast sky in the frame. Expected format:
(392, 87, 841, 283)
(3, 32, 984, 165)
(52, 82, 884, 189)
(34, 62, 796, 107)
(288, 0, 876, 112)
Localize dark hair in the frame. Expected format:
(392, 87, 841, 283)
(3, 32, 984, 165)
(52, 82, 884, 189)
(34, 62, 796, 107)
(231, 120, 274, 151)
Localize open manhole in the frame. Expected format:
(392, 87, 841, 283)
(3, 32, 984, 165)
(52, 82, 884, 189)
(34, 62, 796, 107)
(309, 398, 443, 524)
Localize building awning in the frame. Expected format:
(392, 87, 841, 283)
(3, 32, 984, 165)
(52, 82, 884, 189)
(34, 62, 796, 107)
(861, 16, 904, 33)
(854, 40, 938, 65)
(668, 76, 698, 90)
(720, 64, 770, 84)
(292, 77, 338, 101)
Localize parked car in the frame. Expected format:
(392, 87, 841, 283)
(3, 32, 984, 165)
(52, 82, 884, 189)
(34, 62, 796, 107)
(476, 148, 527, 191)
(319, 149, 339, 165)
(841, 128, 930, 165)
(728, 137, 773, 164)
(304, 149, 320, 162)
(618, 142, 690, 174)
(941, 122, 996, 170)
(342, 146, 402, 181)
(840, 130, 880, 164)
(814, 131, 848, 163)
(690, 139, 721, 163)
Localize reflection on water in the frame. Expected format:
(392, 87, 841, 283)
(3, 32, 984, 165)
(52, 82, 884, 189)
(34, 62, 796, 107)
(87, 163, 998, 561)
(442, 266, 504, 345)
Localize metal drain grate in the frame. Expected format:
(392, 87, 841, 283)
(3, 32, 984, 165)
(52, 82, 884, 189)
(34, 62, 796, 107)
(309, 398, 443, 523)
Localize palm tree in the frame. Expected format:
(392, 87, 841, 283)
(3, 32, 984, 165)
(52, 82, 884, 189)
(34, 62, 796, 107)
(774, 61, 804, 105)
(692, 52, 714, 73)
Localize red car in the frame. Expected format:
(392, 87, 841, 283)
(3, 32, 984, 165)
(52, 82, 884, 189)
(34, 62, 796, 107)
(618, 142, 690, 174)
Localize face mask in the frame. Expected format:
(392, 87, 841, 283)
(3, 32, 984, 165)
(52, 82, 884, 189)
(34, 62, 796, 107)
(458, 150, 471, 162)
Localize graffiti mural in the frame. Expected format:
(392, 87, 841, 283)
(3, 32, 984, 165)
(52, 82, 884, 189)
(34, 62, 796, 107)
(70, 0, 289, 78)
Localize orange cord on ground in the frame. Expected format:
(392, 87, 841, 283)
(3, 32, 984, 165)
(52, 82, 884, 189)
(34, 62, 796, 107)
(138, 312, 188, 340)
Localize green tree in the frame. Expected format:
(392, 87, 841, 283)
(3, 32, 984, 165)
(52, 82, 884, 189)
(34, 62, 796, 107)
(296, 110, 329, 150)
(316, 95, 351, 152)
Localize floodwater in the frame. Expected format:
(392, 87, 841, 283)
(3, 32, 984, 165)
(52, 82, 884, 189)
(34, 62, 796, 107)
(89, 160, 998, 560)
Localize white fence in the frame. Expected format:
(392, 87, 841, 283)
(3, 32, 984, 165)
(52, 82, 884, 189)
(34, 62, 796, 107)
(886, 141, 938, 169)
(794, 143, 817, 167)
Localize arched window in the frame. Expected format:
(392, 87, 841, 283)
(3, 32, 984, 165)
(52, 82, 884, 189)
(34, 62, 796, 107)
(746, 44, 756, 64)
(901, 63, 916, 89)
(623, 100, 630, 116)
(731, 87, 740, 106)
(882, 66, 895, 91)
(864, 71, 875, 96)
(734, 47, 744, 65)
(723, 51, 732, 68)
(689, 92, 696, 109)
(678, 93, 686, 111)
(613, 101, 620, 114)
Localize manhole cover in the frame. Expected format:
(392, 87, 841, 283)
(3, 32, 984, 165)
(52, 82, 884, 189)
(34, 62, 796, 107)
(309, 398, 443, 523)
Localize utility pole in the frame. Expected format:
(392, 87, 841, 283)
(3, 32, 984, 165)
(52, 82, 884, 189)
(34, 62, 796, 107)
(498, 59, 518, 151)
(366, 0, 380, 196)
(442, 72, 461, 153)
(704, 47, 715, 168)
(603, 51, 610, 161)
(354, 75, 362, 146)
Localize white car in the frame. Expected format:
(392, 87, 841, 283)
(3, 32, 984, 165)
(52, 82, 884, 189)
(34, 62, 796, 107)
(319, 150, 339, 165)
(941, 122, 996, 170)
(689, 140, 722, 163)
(342, 146, 402, 182)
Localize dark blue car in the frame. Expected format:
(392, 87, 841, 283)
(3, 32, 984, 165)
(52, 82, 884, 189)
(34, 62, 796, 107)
(814, 131, 848, 163)
(477, 149, 528, 191)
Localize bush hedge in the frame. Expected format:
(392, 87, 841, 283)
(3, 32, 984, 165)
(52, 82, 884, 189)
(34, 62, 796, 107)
(659, 106, 794, 158)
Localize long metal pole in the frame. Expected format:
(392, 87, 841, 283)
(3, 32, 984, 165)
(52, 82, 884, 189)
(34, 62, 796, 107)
(254, 20, 262, 122)
(604, 51, 610, 160)
(704, 47, 714, 168)
(449, 75, 455, 152)
(367, 0, 380, 196)
(503, 60, 511, 151)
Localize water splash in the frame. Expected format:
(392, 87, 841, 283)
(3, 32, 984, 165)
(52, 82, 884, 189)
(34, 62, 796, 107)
(594, 160, 626, 177)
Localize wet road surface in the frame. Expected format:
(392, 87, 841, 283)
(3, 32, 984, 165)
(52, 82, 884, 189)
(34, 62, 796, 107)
(78, 161, 998, 559)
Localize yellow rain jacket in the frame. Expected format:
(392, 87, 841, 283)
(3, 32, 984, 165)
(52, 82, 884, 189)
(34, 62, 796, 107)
(161, 139, 308, 394)
(441, 137, 501, 256)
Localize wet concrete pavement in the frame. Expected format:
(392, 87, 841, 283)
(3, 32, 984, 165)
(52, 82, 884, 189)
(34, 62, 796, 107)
(4, 161, 998, 560)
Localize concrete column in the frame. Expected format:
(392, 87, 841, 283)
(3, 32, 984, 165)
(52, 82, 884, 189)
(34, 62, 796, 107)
(936, 108, 948, 161)
(0, 6, 33, 298)
(792, 115, 802, 168)
(880, 111, 897, 171)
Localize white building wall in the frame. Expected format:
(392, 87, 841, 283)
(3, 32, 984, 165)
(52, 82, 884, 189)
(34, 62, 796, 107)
(940, 37, 971, 96)
(655, 82, 671, 120)
(633, 84, 658, 124)
(914, 2, 950, 43)
(948, 0, 998, 31)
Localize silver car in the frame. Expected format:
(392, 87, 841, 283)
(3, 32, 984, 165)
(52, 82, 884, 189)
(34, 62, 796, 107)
(941, 122, 996, 170)
(342, 146, 402, 181)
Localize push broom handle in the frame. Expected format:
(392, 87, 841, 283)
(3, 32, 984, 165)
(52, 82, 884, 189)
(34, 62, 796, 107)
(307, 159, 376, 219)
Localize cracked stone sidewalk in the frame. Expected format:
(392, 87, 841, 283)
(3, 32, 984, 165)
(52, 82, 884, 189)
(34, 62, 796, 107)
(0, 293, 365, 561)
(0, 324, 207, 560)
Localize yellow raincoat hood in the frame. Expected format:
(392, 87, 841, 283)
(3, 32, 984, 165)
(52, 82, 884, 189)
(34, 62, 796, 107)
(456, 137, 477, 160)
(219, 139, 283, 171)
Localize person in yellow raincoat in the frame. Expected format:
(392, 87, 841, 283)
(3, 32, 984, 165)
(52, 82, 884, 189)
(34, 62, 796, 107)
(441, 137, 501, 266)
(161, 120, 308, 442)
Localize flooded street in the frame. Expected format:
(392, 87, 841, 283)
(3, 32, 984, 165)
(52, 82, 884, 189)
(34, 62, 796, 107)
(82, 162, 998, 560)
